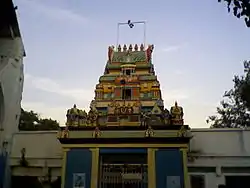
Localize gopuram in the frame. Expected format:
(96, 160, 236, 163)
(58, 23, 192, 188)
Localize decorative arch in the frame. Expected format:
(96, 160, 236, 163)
(0, 84, 5, 128)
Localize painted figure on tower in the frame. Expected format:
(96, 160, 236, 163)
(170, 101, 184, 125)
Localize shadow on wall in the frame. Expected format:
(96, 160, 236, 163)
(0, 84, 4, 129)
(11, 176, 61, 188)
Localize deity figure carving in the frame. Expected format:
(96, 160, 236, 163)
(141, 111, 151, 127)
(90, 100, 97, 111)
(161, 108, 170, 125)
(66, 104, 79, 127)
(127, 103, 134, 114)
(92, 127, 101, 138)
(66, 109, 71, 126)
(146, 44, 154, 62)
(134, 100, 141, 107)
(72, 104, 79, 126)
(177, 125, 187, 137)
(78, 110, 87, 126)
(62, 129, 69, 138)
(120, 104, 127, 114)
(87, 107, 99, 126)
(170, 101, 184, 125)
(145, 126, 154, 137)
(114, 103, 120, 115)
(108, 46, 114, 62)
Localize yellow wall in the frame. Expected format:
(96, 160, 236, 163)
(103, 84, 114, 93)
(148, 148, 157, 188)
(109, 70, 120, 74)
(136, 69, 149, 74)
(140, 82, 153, 92)
(90, 148, 99, 188)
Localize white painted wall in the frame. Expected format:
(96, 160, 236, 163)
(190, 128, 250, 156)
(11, 128, 250, 162)
(10, 129, 250, 187)
(11, 131, 62, 166)
(189, 128, 250, 168)
(0, 37, 25, 152)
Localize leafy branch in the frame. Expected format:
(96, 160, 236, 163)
(218, 0, 250, 27)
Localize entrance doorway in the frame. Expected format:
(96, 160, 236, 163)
(99, 153, 148, 188)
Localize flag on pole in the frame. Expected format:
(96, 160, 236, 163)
(127, 20, 134, 28)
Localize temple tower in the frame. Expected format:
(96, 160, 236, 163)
(58, 21, 191, 188)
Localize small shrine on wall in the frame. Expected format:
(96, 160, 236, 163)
(58, 21, 192, 188)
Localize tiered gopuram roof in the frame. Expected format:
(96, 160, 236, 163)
(65, 44, 184, 129)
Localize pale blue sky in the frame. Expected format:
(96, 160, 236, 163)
(15, 0, 250, 127)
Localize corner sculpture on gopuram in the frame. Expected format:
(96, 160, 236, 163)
(65, 44, 184, 128)
(58, 21, 192, 188)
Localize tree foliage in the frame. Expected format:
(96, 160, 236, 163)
(218, 0, 250, 27)
(18, 108, 60, 131)
(208, 61, 250, 128)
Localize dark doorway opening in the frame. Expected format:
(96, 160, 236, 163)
(11, 176, 42, 188)
(225, 175, 250, 188)
(122, 89, 132, 100)
(125, 69, 131, 75)
(190, 175, 205, 188)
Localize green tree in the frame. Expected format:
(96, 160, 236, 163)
(218, 0, 250, 27)
(240, 60, 250, 109)
(208, 61, 250, 128)
(19, 108, 60, 131)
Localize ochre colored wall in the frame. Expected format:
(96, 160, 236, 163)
(114, 88, 121, 98)
(109, 70, 120, 75)
(132, 88, 140, 98)
(136, 69, 149, 74)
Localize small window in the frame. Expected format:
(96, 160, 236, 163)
(122, 89, 132, 100)
(125, 69, 131, 75)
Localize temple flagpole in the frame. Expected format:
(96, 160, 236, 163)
(116, 20, 147, 49)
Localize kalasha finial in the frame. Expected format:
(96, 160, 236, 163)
(73, 104, 77, 108)
(175, 101, 178, 106)
(123, 44, 127, 52)
(140, 44, 144, 51)
(134, 44, 138, 51)
(151, 44, 154, 51)
(129, 44, 133, 51)
(118, 45, 121, 52)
